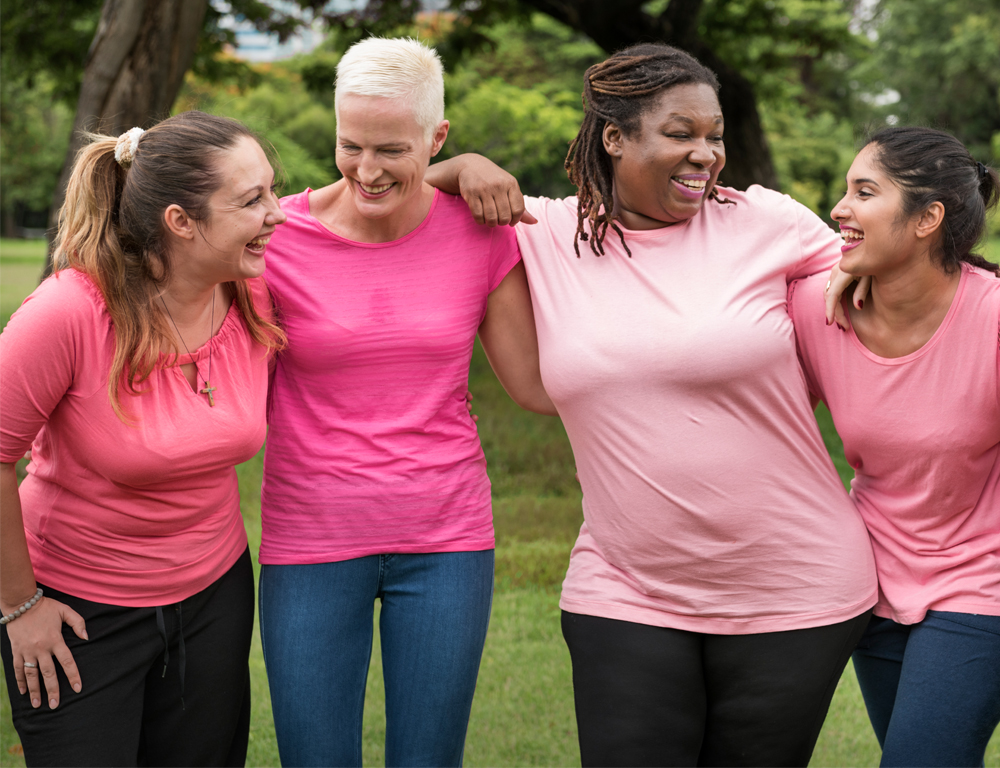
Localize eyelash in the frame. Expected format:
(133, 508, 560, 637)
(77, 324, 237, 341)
(247, 185, 278, 206)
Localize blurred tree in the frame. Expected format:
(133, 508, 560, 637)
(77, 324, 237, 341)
(855, 0, 1000, 162)
(303, 0, 862, 191)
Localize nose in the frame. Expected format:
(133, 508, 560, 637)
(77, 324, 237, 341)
(688, 137, 719, 167)
(357, 151, 383, 184)
(266, 190, 287, 225)
(830, 195, 849, 223)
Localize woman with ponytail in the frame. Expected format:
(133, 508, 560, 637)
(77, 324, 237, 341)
(0, 111, 286, 766)
(788, 127, 1000, 767)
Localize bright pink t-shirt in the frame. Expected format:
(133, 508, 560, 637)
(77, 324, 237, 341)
(259, 189, 521, 565)
(790, 266, 1000, 624)
(517, 187, 878, 634)
(0, 269, 272, 606)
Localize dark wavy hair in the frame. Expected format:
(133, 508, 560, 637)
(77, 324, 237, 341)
(564, 43, 728, 257)
(863, 126, 999, 276)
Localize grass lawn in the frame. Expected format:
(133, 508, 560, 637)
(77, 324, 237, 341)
(1, 237, 997, 766)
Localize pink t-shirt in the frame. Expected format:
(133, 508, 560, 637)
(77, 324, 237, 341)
(789, 266, 1000, 624)
(259, 189, 521, 565)
(517, 187, 877, 634)
(0, 269, 272, 606)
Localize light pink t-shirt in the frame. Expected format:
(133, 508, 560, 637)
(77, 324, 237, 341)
(259, 189, 521, 565)
(0, 269, 272, 606)
(517, 187, 877, 634)
(790, 267, 1000, 624)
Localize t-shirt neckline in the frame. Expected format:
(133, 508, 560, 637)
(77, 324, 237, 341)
(301, 187, 441, 249)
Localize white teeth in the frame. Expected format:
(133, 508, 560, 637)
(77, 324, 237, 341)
(841, 230, 864, 241)
(360, 182, 394, 194)
(674, 178, 707, 189)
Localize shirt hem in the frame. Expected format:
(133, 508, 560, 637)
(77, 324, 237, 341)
(558, 589, 878, 635)
(875, 599, 1000, 625)
(258, 537, 496, 566)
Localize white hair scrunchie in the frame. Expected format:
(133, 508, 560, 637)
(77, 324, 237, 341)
(114, 127, 145, 168)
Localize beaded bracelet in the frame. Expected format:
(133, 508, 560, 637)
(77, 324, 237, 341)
(0, 588, 44, 625)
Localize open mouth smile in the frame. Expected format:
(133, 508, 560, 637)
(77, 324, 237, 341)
(840, 227, 864, 253)
(246, 234, 271, 253)
(357, 181, 396, 198)
(671, 175, 709, 200)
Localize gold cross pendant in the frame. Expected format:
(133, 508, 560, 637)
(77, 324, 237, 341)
(200, 382, 216, 407)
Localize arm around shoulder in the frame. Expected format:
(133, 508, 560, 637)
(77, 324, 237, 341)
(478, 261, 557, 416)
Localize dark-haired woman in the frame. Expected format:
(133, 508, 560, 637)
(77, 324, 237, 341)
(789, 128, 1000, 767)
(0, 111, 286, 765)
(427, 43, 876, 766)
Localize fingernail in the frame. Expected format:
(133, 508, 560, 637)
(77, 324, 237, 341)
(31, 698, 39, 708)
(83, 631, 89, 640)
(73, 683, 82, 692)
(49, 698, 58, 709)
(825, 318, 832, 326)
(858, 300, 864, 309)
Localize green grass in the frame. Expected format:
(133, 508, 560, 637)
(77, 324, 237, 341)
(1, 237, 997, 767)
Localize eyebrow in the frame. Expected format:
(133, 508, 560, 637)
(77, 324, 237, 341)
(851, 177, 881, 186)
(666, 115, 724, 125)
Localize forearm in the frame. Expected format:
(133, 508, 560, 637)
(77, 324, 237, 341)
(424, 155, 472, 195)
(1, 463, 38, 615)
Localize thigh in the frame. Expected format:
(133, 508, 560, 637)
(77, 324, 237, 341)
(379, 549, 494, 768)
(880, 611, 1000, 768)
(851, 615, 909, 748)
(561, 611, 706, 768)
(259, 556, 380, 768)
(140, 549, 255, 768)
(700, 610, 871, 768)
(1, 586, 161, 767)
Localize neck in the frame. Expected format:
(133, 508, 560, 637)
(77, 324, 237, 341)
(160, 276, 219, 327)
(321, 181, 436, 243)
(867, 255, 960, 330)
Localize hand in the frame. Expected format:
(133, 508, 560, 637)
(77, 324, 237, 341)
(6, 596, 87, 709)
(456, 156, 538, 228)
(824, 264, 871, 330)
(465, 390, 478, 423)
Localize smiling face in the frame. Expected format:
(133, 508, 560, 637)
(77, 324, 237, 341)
(605, 82, 725, 230)
(335, 93, 448, 223)
(830, 145, 925, 278)
(190, 136, 286, 282)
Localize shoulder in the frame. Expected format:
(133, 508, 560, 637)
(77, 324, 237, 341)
(19, 268, 108, 324)
(278, 188, 313, 218)
(788, 273, 828, 316)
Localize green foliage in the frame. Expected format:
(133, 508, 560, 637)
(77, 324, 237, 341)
(0, 77, 73, 225)
(855, 0, 1000, 162)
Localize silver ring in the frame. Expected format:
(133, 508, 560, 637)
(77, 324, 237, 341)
(23, 662, 37, 669)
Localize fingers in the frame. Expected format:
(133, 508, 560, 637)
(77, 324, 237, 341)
(53, 639, 82, 695)
(852, 275, 871, 310)
(833, 301, 850, 331)
(479, 194, 501, 228)
(519, 209, 538, 225)
(464, 191, 486, 226)
(62, 604, 89, 642)
(13, 659, 27, 696)
(22, 659, 42, 708)
(39, 654, 61, 709)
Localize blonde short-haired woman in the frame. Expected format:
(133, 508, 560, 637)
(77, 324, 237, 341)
(257, 37, 551, 767)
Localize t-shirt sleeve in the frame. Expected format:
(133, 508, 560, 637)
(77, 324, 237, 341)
(0, 272, 95, 462)
(487, 221, 522, 292)
(788, 200, 843, 282)
(787, 277, 826, 405)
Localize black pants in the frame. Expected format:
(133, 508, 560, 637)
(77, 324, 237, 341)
(1, 548, 254, 768)
(562, 608, 872, 767)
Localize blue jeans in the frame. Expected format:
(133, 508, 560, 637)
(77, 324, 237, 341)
(259, 550, 494, 767)
(852, 610, 1000, 767)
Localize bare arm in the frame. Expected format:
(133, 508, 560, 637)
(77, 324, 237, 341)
(1, 462, 87, 709)
(425, 154, 538, 228)
(478, 262, 557, 416)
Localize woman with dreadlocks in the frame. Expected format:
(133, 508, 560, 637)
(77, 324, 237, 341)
(426, 43, 877, 766)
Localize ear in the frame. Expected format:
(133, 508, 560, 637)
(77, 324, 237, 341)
(914, 201, 945, 240)
(429, 120, 450, 158)
(602, 122, 624, 158)
(162, 204, 196, 241)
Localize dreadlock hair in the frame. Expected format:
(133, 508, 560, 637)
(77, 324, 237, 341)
(862, 126, 999, 276)
(565, 43, 725, 257)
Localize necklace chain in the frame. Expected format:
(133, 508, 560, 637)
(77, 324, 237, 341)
(160, 289, 217, 406)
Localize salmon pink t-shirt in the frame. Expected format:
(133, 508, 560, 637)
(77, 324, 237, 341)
(517, 187, 878, 634)
(259, 189, 520, 565)
(790, 266, 1000, 624)
(0, 269, 271, 606)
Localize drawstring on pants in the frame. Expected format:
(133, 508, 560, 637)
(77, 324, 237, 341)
(154, 603, 187, 710)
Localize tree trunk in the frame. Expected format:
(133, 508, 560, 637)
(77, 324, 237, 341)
(45, 0, 209, 275)
(518, 0, 779, 191)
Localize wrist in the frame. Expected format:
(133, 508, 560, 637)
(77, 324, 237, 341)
(1, 584, 40, 616)
(0, 587, 43, 625)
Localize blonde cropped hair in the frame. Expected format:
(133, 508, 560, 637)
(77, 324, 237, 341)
(335, 37, 445, 140)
